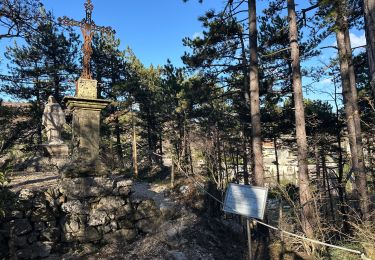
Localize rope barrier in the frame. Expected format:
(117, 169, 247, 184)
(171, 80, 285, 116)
(174, 163, 370, 259)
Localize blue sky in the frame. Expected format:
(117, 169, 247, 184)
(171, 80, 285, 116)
(42, 0, 225, 67)
(0, 0, 367, 104)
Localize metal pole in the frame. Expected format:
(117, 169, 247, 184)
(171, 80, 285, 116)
(247, 218, 252, 260)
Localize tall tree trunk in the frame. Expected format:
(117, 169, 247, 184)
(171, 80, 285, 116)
(114, 115, 124, 166)
(36, 80, 43, 145)
(273, 136, 281, 184)
(248, 0, 264, 187)
(216, 123, 223, 190)
(240, 31, 251, 185)
(363, 0, 375, 99)
(336, 0, 369, 219)
(334, 82, 348, 230)
(288, 0, 316, 239)
(344, 27, 369, 219)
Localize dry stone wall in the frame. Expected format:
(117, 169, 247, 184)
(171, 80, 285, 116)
(0, 176, 163, 259)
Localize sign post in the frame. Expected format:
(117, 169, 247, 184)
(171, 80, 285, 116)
(247, 218, 252, 260)
(223, 184, 268, 260)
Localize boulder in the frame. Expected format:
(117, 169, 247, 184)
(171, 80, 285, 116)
(115, 179, 133, 196)
(88, 210, 109, 226)
(61, 200, 88, 214)
(18, 189, 35, 201)
(95, 196, 126, 211)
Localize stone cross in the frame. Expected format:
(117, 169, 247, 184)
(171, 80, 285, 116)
(58, 0, 115, 80)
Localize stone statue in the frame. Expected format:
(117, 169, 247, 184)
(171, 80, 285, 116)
(42, 96, 66, 144)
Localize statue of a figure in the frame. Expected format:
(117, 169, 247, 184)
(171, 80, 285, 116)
(81, 24, 94, 79)
(42, 96, 66, 144)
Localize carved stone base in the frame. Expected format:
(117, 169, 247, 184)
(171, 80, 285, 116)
(76, 77, 98, 99)
(42, 143, 69, 158)
(59, 157, 110, 178)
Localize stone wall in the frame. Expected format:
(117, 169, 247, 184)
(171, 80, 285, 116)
(0, 176, 163, 259)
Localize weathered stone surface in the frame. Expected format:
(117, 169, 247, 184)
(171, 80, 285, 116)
(95, 196, 126, 211)
(60, 177, 114, 198)
(79, 226, 101, 242)
(76, 78, 97, 99)
(101, 224, 111, 234)
(32, 194, 46, 208)
(115, 204, 133, 219)
(118, 219, 134, 229)
(115, 179, 133, 196)
(61, 200, 88, 214)
(18, 189, 35, 201)
(88, 210, 109, 226)
(135, 199, 159, 220)
(60, 159, 110, 178)
(109, 220, 118, 230)
(64, 95, 111, 161)
(63, 215, 85, 233)
(103, 228, 136, 243)
(136, 218, 158, 234)
(116, 228, 137, 242)
(30, 206, 55, 222)
(13, 219, 32, 235)
(40, 227, 60, 242)
(2, 176, 144, 258)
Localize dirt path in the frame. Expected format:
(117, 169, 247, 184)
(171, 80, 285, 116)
(6, 171, 59, 192)
(131, 181, 176, 211)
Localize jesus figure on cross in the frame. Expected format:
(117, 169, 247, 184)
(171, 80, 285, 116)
(58, 0, 115, 80)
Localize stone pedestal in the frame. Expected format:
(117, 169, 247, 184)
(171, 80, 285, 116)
(41, 144, 69, 158)
(64, 78, 111, 161)
(63, 96, 111, 161)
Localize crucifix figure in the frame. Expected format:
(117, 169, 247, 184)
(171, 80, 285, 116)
(58, 0, 115, 79)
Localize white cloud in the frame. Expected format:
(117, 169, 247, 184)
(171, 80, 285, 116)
(192, 32, 203, 39)
(350, 32, 366, 48)
(320, 78, 332, 84)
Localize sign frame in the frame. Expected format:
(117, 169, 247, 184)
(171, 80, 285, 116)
(223, 183, 268, 220)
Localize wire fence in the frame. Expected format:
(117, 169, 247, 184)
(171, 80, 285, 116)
(174, 162, 370, 260)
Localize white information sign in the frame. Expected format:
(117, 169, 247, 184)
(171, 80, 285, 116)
(223, 184, 268, 220)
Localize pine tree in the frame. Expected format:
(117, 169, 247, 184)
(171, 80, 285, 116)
(2, 11, 79, 144)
